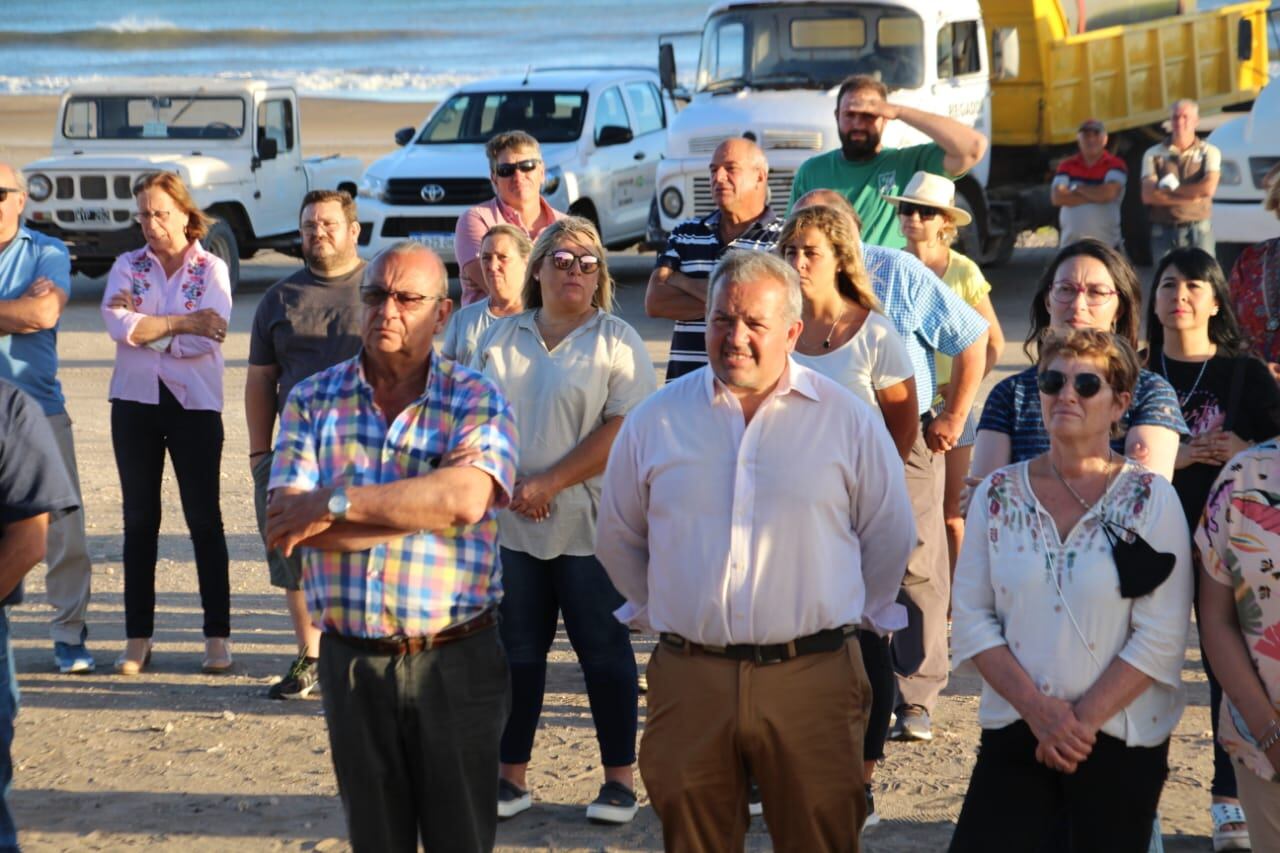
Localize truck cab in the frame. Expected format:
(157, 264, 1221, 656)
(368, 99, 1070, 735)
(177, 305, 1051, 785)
(21, 78, 362, 289)
(653, 0, 993, 255)
(1210, 76, 1280, 274)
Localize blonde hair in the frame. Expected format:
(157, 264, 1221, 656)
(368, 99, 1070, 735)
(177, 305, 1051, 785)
(776, 205, 882, 312)
(132, 171, 213, 242)
(522, 217, 613, 313)
(482, 224, 533, 259)
(1265, 162, 1280, 218)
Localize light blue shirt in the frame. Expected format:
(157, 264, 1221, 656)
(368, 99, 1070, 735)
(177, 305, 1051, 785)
(0, 226, 71, 415)
(863, 244, 988, 414)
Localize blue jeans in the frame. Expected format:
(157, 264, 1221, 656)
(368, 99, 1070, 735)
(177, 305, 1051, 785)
(497, 549, 637, 767)
(1149, 219, 1214, 264)
(0, 608, 19, 852)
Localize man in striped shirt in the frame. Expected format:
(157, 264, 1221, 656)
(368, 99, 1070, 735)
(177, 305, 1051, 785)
(645, 139, 782, 381)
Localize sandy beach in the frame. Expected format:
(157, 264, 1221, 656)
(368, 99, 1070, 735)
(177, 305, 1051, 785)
(0, 92, 1226, 852)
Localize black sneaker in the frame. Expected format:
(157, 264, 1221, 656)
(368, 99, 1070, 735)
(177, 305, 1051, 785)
(586, 781, 638, 824)
(266, 653, 319, 700)
(497, 778, 531, 819)
(864, 783, 880, 828)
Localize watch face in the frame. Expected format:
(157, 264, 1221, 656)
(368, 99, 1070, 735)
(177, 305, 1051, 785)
(328, 489, 348, 517)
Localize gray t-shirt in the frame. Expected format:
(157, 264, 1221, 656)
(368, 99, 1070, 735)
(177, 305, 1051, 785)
(249, 262, 366, 412)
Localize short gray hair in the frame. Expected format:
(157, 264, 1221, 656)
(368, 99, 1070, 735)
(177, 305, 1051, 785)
(0, 164, 26, 193)
(708, 250, 802, 323)
(367, 240, 449, 298)
(1171, 98, 1199, 116)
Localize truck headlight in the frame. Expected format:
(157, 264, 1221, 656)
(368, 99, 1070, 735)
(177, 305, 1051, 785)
(661, 187, 683, 218)
(358, 175, 386, 201)
(542, 166, 563, 196)
(26, 173, 52, 202)
(1219, 159, 1242, 186)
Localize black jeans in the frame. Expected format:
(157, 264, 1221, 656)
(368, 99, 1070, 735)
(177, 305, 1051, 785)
(498, 548, 638, 767)
(949, 720, 1169, 853)
(860, 631, 894, 763)
(111, 385, 230, 638)
(319, 627, 510, 853)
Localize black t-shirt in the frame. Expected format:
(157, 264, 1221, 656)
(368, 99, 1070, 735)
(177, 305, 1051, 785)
(1161, 354, 1280, 525)
(0, 380, 79, 605)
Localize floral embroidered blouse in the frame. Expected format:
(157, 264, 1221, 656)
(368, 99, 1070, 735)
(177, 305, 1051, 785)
(1228, 237, 1280, 364)
(1195, 440, 1280, 782)
(953, 459, 1194, 747)
(101, 241, 232, 411)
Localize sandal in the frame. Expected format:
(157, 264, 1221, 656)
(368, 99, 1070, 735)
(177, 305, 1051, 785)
(1210, 802, 1251, 852)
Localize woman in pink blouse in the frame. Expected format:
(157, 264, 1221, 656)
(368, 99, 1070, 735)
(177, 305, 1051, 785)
(101, 172, 233, 676)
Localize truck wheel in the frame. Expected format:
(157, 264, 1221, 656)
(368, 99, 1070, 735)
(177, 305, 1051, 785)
(1120, 141, 1152, 266)
(204, 219, 241, 293)
(74, 261, 112, 279)
(953, 193, 986, 265)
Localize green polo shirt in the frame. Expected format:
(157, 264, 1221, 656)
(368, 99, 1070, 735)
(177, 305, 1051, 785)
(788, 143, 950, 249)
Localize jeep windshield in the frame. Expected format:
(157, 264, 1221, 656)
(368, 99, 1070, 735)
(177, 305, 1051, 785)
(697, 4, 925, 93)
(62, 96, 246, 140)
(416, 91, 587, 145)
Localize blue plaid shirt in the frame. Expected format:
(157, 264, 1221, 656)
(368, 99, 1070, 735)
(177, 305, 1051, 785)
(863, 245, 988, 414)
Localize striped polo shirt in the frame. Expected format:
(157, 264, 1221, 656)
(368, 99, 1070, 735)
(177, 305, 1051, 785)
(655, 207, 782, 382)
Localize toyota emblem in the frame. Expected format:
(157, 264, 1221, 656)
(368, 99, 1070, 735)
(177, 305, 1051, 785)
(420, 184, 446, 203)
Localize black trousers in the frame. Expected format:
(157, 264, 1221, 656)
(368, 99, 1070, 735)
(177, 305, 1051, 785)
(859, 630, 894, 763)
(111, 385, 230, 638)
(319, 626, 510, 853)
(949, 720, 1169, 853)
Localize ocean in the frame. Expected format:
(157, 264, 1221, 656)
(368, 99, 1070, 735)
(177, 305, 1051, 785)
(0, 0, 707, 100)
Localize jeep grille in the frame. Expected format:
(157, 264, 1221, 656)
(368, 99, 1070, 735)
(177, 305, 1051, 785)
(691, 170, 794, 217)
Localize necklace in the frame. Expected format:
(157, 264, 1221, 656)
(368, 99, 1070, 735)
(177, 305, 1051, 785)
(1160, 351, 1210, 405)
(1049, 449, 1117, 513)
(822, 302, 848, 350)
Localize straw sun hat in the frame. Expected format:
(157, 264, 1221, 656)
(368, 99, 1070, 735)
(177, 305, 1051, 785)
(883, 172, 971, 226)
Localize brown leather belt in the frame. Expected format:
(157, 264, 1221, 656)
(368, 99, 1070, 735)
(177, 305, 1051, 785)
(659, 625, 858, 665)
(329, 608, 498, 656)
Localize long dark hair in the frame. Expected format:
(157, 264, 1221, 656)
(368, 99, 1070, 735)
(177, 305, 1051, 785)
(1025, 239, 1142, 360)
(1144, 247, 1245, 362)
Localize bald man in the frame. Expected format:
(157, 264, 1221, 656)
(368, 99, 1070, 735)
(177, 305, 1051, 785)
(645, 139, 783, 381)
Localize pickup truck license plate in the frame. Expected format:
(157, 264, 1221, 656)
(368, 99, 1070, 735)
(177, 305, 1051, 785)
(74, 207, 111, 224)
(409, 232, 453, 253)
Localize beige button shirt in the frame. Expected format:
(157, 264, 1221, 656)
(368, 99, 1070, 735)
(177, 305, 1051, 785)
(472, 308, 657, 558)
(596, 359, 916, 644)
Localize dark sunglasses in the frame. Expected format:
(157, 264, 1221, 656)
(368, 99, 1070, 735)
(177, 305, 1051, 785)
(1037, 369, 1105, 398)
(359, 286, 441, 309)
(550, 250, 600, 274)
(494, 158, 541, 178)
(0, 187, 21, 202)
(897, 202, 941, 220)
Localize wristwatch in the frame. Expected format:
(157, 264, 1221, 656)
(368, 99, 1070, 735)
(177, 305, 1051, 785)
(327, 486, 350, 521)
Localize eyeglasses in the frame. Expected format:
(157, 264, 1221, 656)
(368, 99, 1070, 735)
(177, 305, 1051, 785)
(0, 187, 21, 203)
(494, 158, 541, 179)
(898, 202, 941, 221)
(133, 210, 175, 224)
(1037, 369, 1105, 398)
(1049, 282, 1118, 307)
(359, 286, 443, 309)
(301, 219, 347, 235)
(549, 250, 600, 274)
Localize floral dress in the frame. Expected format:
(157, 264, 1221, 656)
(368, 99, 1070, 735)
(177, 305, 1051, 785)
(1228, 237, 1280, 364)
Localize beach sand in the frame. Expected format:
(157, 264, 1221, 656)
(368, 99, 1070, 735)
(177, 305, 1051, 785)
(0, 92, 1222, 852)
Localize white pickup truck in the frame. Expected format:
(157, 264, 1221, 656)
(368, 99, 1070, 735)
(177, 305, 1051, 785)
(1210, 76, 1280, 274)
(20, 78, 363, 290)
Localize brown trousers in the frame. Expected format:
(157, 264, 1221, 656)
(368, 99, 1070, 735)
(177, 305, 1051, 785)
(639, 636, 871, 853)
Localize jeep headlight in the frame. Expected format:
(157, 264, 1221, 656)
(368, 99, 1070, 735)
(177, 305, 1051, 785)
(358, 174, 386, 201)
(542, 166, 563, 196)
(660, 186, 683, 219)
(26, 173, 52, 202)
(1219, 159, 1242, 186)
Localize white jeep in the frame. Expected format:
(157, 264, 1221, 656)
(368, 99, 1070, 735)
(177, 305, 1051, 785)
(21, 77, 363, 290)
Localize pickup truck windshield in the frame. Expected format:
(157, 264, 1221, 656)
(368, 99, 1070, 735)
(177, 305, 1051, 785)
(417, 91, 587, 145)
(62, 96, 246, 140)
(697, 5, 925, 93)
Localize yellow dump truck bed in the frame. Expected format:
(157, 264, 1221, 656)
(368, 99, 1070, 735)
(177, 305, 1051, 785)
(986, 0, 1270, 146)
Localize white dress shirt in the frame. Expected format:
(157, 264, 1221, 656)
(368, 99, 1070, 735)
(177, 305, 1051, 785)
(596, 358, 915, 644)
(952, 460, 1193, 747)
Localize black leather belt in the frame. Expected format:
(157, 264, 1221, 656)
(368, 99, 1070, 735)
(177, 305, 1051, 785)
(659, 625, 858, 665)
(329, 608, 497, 656)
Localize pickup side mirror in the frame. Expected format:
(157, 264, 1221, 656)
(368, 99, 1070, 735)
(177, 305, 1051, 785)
(659, 43, 678, 93)
(394, 126, 416, 147)
(596, 125, 634, 147)
(258, 136, 279, 162)
(1237, 19, 1253, 62)
(992, 27, 1021, 80)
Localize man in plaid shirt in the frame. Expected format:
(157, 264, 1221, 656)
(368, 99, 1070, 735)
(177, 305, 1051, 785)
(266, 241, 518, 852)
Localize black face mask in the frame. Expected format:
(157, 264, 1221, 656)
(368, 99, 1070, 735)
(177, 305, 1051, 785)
(1100, 520, 1176, 598)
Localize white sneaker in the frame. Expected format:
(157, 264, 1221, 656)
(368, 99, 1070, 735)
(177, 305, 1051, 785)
(586, 781, 638, 824)
(497, 779, 531, 819)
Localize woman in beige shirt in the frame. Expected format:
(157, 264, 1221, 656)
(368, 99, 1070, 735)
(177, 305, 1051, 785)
(471, 217, 657, 824)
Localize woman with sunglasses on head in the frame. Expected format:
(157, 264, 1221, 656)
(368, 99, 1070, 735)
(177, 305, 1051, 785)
(471, 217, 657, 825)
(100, 172, 233, 675)
(1146, 246, 1280, 850)
(1226, 163, 1280, 381)
(890, 171, 1005, 576)
(970, 240, 1187, 489)
(441, 224, 531, 366)
(951, 329, 1192, 852)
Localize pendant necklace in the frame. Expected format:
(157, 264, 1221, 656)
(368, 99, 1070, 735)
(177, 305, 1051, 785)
(1049, 449, 1117, 513)
(822, 302, 849, 350)
(1160, 351, 1210, 406)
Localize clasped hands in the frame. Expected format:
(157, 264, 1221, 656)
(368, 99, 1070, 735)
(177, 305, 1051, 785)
(1028, 696, 1099, 774)
(1178, 428, 1249, 468)
(106, 290, 227, 341)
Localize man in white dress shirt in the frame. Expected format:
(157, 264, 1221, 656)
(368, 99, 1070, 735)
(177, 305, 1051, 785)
(597, 250, 916, 851)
